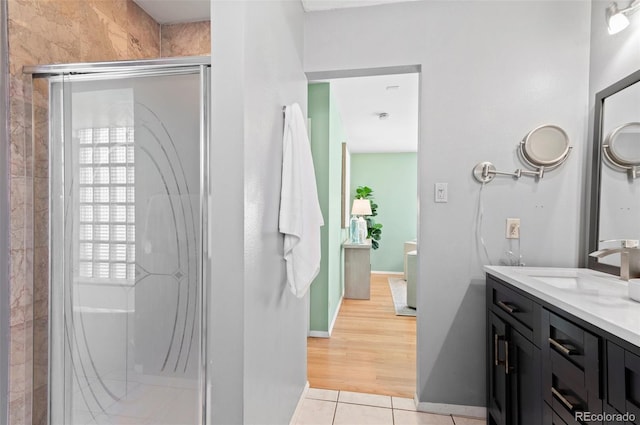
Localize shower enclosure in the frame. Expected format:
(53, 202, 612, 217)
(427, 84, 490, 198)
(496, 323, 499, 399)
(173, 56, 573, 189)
(26, 58, 210, 425)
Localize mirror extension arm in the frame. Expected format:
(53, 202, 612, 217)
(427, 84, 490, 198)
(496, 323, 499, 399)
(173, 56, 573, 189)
(472, 161, 546, 183)
(472, 124, 571, 184)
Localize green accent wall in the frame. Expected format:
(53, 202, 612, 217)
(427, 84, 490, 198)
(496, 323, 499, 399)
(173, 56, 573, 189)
(350, 153, 417, 272)
(308, 83, 348, 333)
(328, 89, 348, 333)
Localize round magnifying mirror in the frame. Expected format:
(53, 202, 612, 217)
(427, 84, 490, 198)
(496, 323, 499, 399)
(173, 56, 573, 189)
(603, 122, 640, 167)
(520, 124, 571, 169)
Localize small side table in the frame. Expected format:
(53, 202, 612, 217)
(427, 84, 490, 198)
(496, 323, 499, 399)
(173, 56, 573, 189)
(406, 250, 417, 309)
(343, 239, 371, 300)
(404, 240, 417, 280)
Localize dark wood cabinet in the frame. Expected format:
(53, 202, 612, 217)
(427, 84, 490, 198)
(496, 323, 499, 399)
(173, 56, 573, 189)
(487, 273, 640, 425)
(606, 342, 640, 424)
(487, 277, 541, 425)
(508, 327, 542, 424)
(544, 402, 569, 425)
(489, 312, 508, 425)
(541, 309, 602, 424)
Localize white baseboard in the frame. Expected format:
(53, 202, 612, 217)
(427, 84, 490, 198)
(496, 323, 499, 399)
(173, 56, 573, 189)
(289, 381, 310, 425)
(308, 296, 343, 339)
(328, 296, 343, 335)
(371, 270, 403, 275)
(415, 396, 486, 419)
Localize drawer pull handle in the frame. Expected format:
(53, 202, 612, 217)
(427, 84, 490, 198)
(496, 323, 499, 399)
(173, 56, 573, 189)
(551, 387, 575, 412)
(504, 340, 510, 375)
(549, 338, 576, 356)
(497, 300, 518, 314)
(494, 334, 505, 367)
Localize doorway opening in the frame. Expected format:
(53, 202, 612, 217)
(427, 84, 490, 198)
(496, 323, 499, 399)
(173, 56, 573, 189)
(305, 66, 421, 399)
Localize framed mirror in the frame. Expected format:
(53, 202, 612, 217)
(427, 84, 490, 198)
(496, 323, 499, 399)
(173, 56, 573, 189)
(588, 69, 640, 274)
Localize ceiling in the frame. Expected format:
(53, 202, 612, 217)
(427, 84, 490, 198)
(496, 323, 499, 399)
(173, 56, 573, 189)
(301, 0, 420, 12)
(327, 73, 419, 153)
(132, 0, 419, 153)
(133, 0, 420, 24)
(133, 0, 210, 24)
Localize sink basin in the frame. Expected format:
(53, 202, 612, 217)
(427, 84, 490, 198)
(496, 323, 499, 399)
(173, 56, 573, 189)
(518, 269, 580, 279)
(517, 269, 581, 289)
(511, 267, 622, 295)
(531, 276, 579, 289)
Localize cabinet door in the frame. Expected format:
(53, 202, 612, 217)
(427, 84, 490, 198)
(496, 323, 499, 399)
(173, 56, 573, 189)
(344, 246, 371, 299)
(489, 312, 508, 425)
(508, 328, 542, 425)
(607, 342, 640, 425)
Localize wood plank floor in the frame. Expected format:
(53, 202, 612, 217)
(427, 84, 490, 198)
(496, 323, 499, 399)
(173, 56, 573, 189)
(307, 273, 416, 398)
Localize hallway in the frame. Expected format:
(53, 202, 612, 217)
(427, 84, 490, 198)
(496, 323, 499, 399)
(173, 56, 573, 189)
(307, 274, 416, 398)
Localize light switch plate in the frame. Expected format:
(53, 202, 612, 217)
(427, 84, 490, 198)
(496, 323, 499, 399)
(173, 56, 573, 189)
(435, 183, 448, 203)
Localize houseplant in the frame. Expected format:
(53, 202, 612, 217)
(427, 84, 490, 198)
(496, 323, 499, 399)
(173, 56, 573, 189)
(354, 186, 383, 249)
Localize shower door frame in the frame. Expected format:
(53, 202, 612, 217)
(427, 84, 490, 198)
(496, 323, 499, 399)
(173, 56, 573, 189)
(26, 57, 211, 425)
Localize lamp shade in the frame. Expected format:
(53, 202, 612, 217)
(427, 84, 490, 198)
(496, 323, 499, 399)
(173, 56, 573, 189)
(351, 199, 372, 216)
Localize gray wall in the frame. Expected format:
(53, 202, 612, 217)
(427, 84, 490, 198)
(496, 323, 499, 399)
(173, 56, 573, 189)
(209, 1, 308, 423)
(305, 1, 591, 409)
(0, 0, 9, 422)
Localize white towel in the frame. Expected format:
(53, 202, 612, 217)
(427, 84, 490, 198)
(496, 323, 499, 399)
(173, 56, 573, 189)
(279, 103, 324, 298)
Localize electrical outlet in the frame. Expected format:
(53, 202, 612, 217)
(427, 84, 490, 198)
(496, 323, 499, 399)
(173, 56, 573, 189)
(506, 218, 520, 239)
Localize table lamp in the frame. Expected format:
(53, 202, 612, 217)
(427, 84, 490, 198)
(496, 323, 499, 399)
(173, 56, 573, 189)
(350, 199, 372, 244)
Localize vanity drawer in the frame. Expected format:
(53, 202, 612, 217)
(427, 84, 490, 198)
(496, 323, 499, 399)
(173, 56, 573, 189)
(545, 381, 595, 424)
(544, 402, 569, 425)
(490, 277, 535, 330)
(546, 311, 601, 379)
(542, 309, 603, 422)
(545, 365, 603, 424)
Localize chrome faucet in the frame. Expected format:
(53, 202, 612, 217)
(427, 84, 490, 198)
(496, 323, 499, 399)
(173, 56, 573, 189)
(589, 239, 640, 281)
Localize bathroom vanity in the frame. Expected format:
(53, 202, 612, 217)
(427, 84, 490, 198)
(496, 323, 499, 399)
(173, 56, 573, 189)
(485, 266, 640, 425)
(482, 62, 640, 425)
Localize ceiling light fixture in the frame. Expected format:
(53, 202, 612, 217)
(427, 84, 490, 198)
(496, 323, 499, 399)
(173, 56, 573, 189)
(378, 112, 389, 120)
(606, 0, 640, 34)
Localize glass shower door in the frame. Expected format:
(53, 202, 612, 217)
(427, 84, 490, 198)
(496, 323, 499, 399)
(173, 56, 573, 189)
(49, 68, 206, 425)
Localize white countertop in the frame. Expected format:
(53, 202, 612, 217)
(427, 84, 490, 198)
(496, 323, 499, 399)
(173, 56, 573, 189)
(484, 266, 640, 347)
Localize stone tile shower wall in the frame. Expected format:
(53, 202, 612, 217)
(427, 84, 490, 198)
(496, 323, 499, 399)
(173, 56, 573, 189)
(5, 1, 210, 423)
(161, 21, 211, 57)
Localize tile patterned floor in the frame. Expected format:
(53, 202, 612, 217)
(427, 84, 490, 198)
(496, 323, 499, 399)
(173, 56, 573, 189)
(294, 388, 486, 425)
